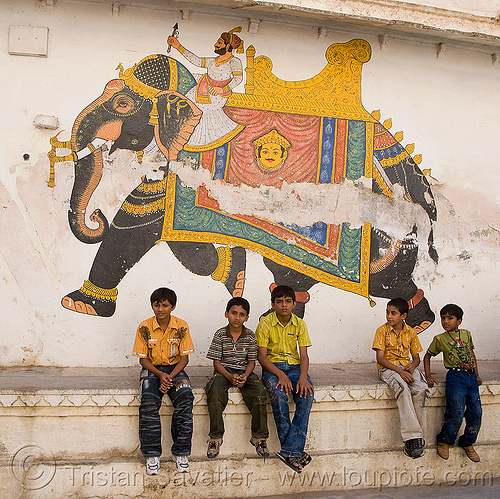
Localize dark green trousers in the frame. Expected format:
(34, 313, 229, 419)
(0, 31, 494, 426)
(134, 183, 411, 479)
(205, 369, 269, 442)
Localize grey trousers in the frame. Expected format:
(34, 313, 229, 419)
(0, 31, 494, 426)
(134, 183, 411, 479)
(379, 368, 429, 441)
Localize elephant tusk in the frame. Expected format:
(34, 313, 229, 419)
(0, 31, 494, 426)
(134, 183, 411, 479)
(75, 138, 107, 160)
(47, 134, 77, 187)
(47, 136, 108, 187)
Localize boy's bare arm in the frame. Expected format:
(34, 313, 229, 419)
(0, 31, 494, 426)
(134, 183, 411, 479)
(296, 346, 314, 398)
(169, 354, 188, 378)
(243, 360, 255, 379)
(258, 346, 292, 394)
(403, 352, 420, 372)
(423, 352, 436, 387)
(375, 349, 414, 382)
(472, 351, 482, 385)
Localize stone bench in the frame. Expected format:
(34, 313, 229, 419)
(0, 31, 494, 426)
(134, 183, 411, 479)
(1, 362, 499, 498)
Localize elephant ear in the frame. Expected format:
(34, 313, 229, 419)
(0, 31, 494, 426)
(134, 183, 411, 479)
(154, 91, 202, 161)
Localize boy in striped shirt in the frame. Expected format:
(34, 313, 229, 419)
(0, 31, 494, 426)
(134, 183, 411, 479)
(205, 297, 269, 458)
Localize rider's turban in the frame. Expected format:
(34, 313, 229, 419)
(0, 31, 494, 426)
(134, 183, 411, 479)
(221, 27, 244, 53)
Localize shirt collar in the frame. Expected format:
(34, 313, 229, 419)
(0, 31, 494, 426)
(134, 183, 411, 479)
(224, 325, 247, 339)
(387, 321, 409, 335)
(152, 315, 177, 332)
(270, 311, 297, 327)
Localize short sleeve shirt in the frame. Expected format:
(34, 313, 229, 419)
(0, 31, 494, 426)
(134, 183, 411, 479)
(372, 322, 422, 370)
(206, 326, 257, 370)
(426, 329, 476, 369)
(132, 315, 194, 365)
(255, 312, 311, 365)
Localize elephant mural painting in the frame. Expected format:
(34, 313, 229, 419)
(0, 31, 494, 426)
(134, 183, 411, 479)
(48, 37, 437, 331)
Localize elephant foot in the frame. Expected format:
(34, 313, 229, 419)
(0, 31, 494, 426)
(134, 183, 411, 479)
(62, 281, 117, 317)
(406, 289, 435, 333)
(211, 246, 246, 297)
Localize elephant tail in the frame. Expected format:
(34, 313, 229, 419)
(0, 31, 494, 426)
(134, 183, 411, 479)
(428, 222, 438, 263)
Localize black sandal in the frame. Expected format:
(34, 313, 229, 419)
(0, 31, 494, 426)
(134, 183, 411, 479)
(300, 452, 312, 467)
(254, 440, 270, 458)
(276, 452, 303, 474)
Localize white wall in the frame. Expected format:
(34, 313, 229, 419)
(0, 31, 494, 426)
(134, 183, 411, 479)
(1, 0, 499, 367)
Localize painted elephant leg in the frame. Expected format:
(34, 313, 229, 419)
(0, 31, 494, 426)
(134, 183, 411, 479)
(262, 258, 318, 318)
(369, 226, 435, 332)
(62, 179, 166, 317)
(167, 243, 246, 297)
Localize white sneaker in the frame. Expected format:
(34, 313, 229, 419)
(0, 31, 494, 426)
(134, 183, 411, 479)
(175, 455, 190, 473)
(146, 456, 160, 475)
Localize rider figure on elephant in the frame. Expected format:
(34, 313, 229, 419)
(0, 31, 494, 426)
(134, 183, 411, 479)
(167, 27, 245, 150)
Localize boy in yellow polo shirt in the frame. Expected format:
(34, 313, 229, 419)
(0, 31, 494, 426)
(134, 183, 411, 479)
(372, 297, 428, 459)
(256, 285, 314, 474)
(132, 288, 195, 475)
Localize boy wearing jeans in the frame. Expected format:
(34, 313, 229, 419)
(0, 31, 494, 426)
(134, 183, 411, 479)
(132, 287, 194, 475)
(424, 303, 482, 462)
(256, 285, 314, 474)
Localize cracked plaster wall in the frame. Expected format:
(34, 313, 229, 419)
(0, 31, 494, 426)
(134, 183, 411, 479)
(1, 0, 500, 367)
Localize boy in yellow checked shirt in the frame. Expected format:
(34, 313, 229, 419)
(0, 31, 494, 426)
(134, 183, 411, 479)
(372, 297, 429, 459)
(132, 288, 194, 476)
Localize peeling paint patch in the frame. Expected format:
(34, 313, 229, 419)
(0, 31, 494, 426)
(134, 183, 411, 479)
(170, 160, 430, 241)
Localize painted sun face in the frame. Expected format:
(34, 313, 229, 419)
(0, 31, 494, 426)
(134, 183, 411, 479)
(256, 143, 287, 171)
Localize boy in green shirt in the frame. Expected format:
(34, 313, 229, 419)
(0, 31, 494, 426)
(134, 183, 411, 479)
(424, 303, 482, 462)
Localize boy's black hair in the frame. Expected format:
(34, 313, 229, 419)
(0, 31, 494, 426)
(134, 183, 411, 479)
(226, 297, 250, 315)
(271, 285, 295, 303)
(387, 297, 409, 315)
(440, 303, 464, 320)
(150, 287, 177, 307)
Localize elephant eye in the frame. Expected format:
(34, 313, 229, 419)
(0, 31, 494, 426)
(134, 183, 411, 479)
(112, 95, 135, 114)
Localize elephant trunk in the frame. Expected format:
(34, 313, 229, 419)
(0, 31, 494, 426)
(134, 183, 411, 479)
(68, 151, 108, 243)
(67, 79, 126, 243)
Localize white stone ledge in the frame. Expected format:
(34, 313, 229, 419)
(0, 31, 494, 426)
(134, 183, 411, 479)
(0, 382, 498, 408)
(171, 0, 500, 48)
(1, 372, 498, 498)
(1, 448, 499, 498)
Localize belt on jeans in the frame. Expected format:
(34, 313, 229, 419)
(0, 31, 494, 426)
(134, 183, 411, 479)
(448, 367, 474, 374)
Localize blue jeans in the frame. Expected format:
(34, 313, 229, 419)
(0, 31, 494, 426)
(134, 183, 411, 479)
(262, 363, 314, 457)
(139, 365, 194, 458)
(437, 370, 482, 447)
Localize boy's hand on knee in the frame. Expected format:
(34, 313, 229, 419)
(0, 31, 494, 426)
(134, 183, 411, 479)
(296, 376, 314, 398)
(402, 363, 414, 373)
(277, 372, 293, 394)
(399, 369, 414, 383)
